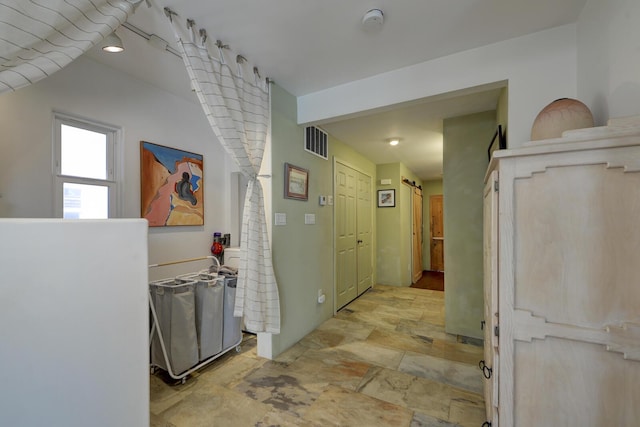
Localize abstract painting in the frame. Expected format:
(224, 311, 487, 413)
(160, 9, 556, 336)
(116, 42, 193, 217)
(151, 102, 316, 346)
(140, 141, 204, 226)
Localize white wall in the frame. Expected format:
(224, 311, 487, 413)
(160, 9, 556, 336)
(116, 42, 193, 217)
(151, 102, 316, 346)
(298, 24, 578, 148)
(577, 0, 640, 126)
(0, 219, 148, 427)
(0, 55, 233, 279)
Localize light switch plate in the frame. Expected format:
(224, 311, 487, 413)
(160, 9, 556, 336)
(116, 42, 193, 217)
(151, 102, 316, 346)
(275, 212, 286, 226)
(327, 195, 333, 205)
(319, 195, 326, 206)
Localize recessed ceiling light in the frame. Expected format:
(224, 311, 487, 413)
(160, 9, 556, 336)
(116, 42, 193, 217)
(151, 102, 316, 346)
(389, 139, 399, 146)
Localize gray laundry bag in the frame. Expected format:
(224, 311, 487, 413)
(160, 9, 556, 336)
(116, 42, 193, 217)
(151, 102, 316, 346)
(177, 272, 224, 361)
(150, 279, 199, 375)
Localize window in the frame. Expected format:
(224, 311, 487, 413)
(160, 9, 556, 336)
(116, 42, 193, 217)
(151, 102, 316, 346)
(54, 114, 121, 218)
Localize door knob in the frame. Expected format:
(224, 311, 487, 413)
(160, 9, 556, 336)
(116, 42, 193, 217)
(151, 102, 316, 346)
(357, 240, 363, 244)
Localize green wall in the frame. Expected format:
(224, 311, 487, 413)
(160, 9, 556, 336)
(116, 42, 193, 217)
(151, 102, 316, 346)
(269, 84, 376, 357)
(443, 110, 496, 339)
(376, 163, 402, 285)
(497, 87, 509, 147)
(421, 179, 443, 270)
(375, 163, 422, 286)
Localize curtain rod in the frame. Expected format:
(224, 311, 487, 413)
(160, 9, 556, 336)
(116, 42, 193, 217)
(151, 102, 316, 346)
(123, 14, 274, 85)
(121, 21, 182, 59)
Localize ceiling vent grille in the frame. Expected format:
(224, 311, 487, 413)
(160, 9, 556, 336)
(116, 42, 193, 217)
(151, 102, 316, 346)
(304, 126, 328, 160)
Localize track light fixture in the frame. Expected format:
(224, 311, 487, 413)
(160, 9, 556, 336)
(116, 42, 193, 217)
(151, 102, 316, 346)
(102, 32, 124, 53)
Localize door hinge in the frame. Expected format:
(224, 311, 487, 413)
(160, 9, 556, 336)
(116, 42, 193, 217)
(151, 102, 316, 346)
(494, 325, 499, 337)
(494, 180, 499, 192)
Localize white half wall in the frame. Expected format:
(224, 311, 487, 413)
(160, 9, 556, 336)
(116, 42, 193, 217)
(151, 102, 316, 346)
(0, 219, 148, 427)
(298, 24, 578, 148)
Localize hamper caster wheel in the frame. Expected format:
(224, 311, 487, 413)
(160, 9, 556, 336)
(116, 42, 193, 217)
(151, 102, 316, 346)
(180, 377, 187, 385)
(150, 366, 156, 374)
(235, 345, 242, 353)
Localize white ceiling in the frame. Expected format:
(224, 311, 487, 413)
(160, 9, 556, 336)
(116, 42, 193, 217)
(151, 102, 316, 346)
(86, 0, 586, 180)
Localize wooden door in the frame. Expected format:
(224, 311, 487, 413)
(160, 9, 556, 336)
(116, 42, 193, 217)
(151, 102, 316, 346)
(482, 170, 499, 425)
(429, 195, 444, 271)
(335, 162, 357, 308)
(356, 172, 372, 295)
(412, 187, 423, 283)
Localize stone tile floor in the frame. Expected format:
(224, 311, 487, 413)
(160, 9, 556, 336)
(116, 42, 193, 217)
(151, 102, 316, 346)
(150, 285, 486, 426)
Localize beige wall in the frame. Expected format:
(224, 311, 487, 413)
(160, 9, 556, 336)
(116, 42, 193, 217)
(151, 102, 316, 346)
(443, 110, 496, 339)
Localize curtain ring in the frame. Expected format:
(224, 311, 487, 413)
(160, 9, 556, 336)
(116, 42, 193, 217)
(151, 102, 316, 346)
(163, 7, 177, 22)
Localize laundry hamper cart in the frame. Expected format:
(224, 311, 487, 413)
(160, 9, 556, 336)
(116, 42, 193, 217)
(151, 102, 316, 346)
(176, 271, 224, 361)
(149, 278, 199, 377)
(149, 256, 244, 383)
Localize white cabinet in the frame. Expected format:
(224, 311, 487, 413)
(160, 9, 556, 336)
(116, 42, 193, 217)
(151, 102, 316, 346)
(483, 116, 640, 426)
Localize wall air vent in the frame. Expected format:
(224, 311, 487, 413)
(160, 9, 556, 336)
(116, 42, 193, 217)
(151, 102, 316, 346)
(304, 126, 328, 160)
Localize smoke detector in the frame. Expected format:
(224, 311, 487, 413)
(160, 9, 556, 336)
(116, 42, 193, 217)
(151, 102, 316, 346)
(362, 9, 384, 30)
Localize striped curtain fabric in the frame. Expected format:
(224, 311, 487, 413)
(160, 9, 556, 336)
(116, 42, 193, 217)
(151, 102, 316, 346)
(168, 12, 281, 334)
(0, 0, 140, 93)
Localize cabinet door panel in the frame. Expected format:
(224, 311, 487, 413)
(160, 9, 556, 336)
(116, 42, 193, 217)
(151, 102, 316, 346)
(514, 338, 640, 426)
(514, 164, 640, 327)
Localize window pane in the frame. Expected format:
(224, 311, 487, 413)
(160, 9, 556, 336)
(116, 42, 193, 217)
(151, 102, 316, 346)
(61, 124, 107, 179)
(63, 183, 109, 219)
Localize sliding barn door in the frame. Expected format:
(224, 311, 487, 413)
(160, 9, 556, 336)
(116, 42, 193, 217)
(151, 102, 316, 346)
(412, 186, 423, 283)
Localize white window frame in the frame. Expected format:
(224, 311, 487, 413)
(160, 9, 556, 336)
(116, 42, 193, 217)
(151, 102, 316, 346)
(53, 112, 123, 218)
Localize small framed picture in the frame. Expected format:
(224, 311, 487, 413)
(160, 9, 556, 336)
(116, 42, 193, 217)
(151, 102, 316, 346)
(284, 163, 309, 201)
(377, 189, 395, 207)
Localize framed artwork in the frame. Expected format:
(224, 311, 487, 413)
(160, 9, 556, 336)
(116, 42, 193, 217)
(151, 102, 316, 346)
(284, 163, 309, 201)
(140, 141, 204, 226)
(378, 189, 395, 207)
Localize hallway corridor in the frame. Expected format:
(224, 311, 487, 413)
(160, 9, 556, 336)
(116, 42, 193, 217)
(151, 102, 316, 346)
(150, 285, 485, 426)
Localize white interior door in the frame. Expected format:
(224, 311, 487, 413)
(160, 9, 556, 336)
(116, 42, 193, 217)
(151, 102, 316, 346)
(336, 162, 358, 308)
(336, 161, 373, 309)
(356, 171, 372, 295)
